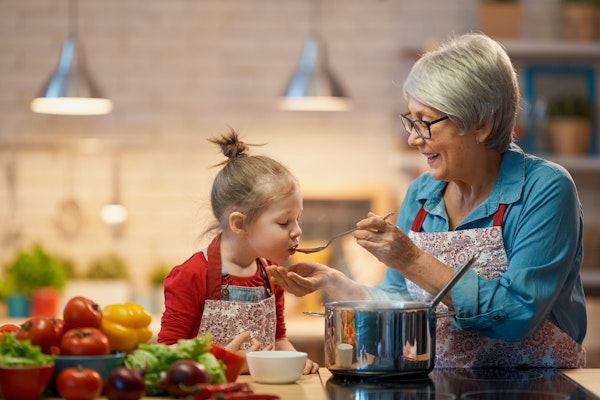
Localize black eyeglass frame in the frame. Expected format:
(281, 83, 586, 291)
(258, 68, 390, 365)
(400, 112, 450, 140)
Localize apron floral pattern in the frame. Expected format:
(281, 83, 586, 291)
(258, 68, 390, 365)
(407, 204, 586, 368)
(197, 245, 277, 349)
(199, 294, 276, 349)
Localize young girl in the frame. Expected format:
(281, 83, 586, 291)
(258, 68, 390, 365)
(158, 129, 319, 374)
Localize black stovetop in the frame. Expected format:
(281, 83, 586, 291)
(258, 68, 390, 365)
(325, 368, 600, 400)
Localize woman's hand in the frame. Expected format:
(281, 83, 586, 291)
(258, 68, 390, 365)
(266, 262, 330, 296)
(267, 262, 371, 301)
(354, 212, 420, 270)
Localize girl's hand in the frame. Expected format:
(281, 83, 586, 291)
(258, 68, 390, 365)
(303, 358, 319, 374)
(225, 331, 261, 353)
(225, 331, 261, 374)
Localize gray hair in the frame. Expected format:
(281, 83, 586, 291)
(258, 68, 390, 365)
(403, 33, 519, 152)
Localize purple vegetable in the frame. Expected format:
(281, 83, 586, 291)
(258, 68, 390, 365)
(157, 359, 211, 397)
(104, 366, 146, 400)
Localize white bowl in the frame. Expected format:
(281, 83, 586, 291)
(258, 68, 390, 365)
(246, 351, 307, 384)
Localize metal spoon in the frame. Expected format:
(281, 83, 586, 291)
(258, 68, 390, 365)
(295, 211, 396, 254)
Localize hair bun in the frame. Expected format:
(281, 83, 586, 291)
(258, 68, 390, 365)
(209, 128, 249, 163)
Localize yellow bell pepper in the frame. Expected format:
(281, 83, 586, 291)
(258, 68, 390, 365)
(100, 302, 153, 352)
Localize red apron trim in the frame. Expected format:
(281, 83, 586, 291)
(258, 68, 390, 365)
(206, 235, 223, 300)
(493, 203, 507, 227)
(411, 203, 507, 232)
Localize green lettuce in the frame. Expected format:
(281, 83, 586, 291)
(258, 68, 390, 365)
(196, 352, 226, 384)
(0, 333, 54, 367)
(124, 334, 226, 396)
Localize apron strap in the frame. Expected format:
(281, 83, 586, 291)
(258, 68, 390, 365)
(257, 258, 274, 297)
(205, 236, 274, 300)
(206, 235, 223, 300)
(411, 204, 428, 232)
(411, 203, 508, 232)
(493, 204, 507, 227)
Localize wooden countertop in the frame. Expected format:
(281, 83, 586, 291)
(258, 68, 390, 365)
(562, 368, 600, 397)
(38, 368, 600, 399)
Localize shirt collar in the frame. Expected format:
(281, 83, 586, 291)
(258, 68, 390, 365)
(415, 143, 525, 218)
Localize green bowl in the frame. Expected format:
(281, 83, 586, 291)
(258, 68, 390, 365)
(52, 352, 125, 383)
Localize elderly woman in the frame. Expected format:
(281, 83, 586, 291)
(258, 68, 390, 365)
(269, 33, 586, 368)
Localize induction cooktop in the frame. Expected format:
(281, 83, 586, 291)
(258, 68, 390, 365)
(325, 368, 600, 400)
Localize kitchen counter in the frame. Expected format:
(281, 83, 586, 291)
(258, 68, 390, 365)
(318, 368, 600, 400)
(563, 369, 600, 397)
(36, 368, 600, 399)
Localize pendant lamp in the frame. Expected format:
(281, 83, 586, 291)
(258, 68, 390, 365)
(279, 0, 351, 111)
(101, 155, 127, 237)
(30, 0, 113, 116)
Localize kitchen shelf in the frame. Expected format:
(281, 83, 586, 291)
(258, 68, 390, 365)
(544, 155, 600, 173)
(582, 270, 600, 297)
(501, 40, 600, 60)
(401, 40, 600, 61)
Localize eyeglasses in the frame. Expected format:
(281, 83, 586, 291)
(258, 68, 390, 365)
(400, 112, 450, 140)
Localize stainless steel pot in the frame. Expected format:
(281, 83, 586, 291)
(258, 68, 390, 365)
(323, 255, 478, 378)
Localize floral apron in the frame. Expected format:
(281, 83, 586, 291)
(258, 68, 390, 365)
(197, 240, 276, 349)
(407, 204, 586, 368)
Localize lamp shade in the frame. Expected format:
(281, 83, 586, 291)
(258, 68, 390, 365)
(279, 34, 351, 111)
(31, 36, 113, 115)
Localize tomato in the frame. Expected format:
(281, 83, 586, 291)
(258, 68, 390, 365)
(15, 317, 64, 354)
(210, 343, 245, 382)
(0, 324, 20, 343)
(60, 327, 111, 356)
(63, 296, 103, 331)
(0, 324, 20, 334)
(57, 366, 103, 400)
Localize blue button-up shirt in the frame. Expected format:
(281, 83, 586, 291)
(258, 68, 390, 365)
(367, 144, 586, 344)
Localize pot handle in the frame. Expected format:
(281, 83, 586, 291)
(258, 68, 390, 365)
(303, 311, 325, 317)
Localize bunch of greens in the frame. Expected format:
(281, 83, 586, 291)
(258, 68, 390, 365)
(0, 333, 54, 367)
(124, 334, 226, 396)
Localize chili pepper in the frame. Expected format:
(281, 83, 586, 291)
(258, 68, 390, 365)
(100, 302, 153, 352)
(220, 394, 280, 400)
(189, 382, 253, 400)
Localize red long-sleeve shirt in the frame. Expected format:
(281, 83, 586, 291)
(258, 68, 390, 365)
(158, 237, 287, 345)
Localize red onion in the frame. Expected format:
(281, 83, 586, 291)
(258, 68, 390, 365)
(104, 366, 146, 400)
(157, 360, 211, 397)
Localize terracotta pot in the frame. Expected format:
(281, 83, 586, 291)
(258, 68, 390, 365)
(31, 287, 59, 317)
(478, 3, 523, 39)
(547, 117, 592, 155)
(561, 4, 600, 41)
(6, 294, 30, 318)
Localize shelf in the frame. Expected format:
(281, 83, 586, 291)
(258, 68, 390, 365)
(582, 270, 600, 297)
(501, 40, 600, 60)
(543, 155, 600, 173)
(401, 40, 600, 62)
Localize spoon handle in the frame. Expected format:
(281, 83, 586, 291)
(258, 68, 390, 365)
(430, 252, 481, 309)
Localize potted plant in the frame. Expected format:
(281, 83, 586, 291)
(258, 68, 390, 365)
(561, 0, 600, 41)
(478, 0, 523, 39)
(149, 263, 171, 314)
(1, 242, 69, 317)
(546, 95, 594, 155)
(60, 252, 132, 310)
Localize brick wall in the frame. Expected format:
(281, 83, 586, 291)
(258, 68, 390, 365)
(0, 0, 568, 301)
